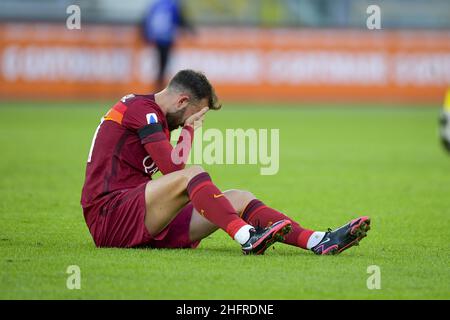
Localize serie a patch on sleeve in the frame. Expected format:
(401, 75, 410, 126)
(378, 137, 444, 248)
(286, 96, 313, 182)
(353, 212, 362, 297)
(146, 113, 158, 124)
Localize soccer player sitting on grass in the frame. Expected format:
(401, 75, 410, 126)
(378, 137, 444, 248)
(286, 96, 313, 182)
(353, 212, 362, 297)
(81, 69, 371, 255)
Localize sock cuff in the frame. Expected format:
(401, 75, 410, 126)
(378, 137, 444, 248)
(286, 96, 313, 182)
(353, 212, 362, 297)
(226, 219, 249, 239)
(297, 229, 315, 249)
(241, 199, 265, 220)
(187, 172, 212, 198)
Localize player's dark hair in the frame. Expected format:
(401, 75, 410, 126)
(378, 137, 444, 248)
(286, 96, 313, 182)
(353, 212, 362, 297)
(168, 69, 222, 110)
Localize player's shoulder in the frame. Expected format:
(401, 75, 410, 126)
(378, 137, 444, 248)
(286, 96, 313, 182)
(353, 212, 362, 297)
(123, 93, 161, 112)
(118, 93, 166, 128)
(119, 93, 157, 108)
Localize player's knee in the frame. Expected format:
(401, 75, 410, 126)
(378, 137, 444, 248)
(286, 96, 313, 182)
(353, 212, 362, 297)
(186, 165, 205, 177)
(224, 189, 256, 214)
(238, 190, 256, 204)
(183, 165, 206, 185)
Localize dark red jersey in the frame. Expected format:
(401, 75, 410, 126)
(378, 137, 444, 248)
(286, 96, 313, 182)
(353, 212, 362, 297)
(81, 94, 193, 214)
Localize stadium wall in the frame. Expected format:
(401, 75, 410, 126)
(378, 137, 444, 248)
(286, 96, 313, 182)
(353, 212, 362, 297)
(0, 23, 449, 103)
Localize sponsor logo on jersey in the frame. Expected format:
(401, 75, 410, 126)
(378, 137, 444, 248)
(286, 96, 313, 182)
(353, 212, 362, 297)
(146, 113, 158, 124)
(142, 155, 158, 175)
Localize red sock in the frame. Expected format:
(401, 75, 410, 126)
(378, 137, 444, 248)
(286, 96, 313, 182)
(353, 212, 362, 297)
(187, 172, 249, 239)
(241, 199, 314, 249)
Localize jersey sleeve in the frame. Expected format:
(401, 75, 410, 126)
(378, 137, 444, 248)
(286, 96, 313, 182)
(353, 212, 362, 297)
(121, 99, 163, 132)
(142, 125, 194, 174)
(118, 96, 168, 146)
(118, 94, 194, 174)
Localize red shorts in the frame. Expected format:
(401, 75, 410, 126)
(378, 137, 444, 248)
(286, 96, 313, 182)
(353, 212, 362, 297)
(84, 183, 201, 249)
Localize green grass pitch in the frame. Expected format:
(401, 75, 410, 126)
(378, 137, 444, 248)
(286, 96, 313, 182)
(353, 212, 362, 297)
(0, 101, 449, 299)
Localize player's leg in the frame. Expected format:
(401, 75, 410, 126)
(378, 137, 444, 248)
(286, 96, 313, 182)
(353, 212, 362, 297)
(188, 189, 312, 243)
(143, 167, 193, 237)
(201, 189, 316, 249)
(223, 189, 371, 255)
(188, 189, 256, 242)
(144, 166, 291, 253)
(145, 165, 251, 240)
(188, 210, 218, 243)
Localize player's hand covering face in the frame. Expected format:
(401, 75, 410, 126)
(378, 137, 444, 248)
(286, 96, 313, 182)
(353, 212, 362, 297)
(166, 96, 209, 131)
(184, 106, 208, 130)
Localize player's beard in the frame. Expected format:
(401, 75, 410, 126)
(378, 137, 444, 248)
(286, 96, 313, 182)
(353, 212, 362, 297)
(166, 108, 187, 131)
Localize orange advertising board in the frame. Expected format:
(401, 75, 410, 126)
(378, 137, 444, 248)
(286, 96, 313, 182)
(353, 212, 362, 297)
(0, 23, 449, 103)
